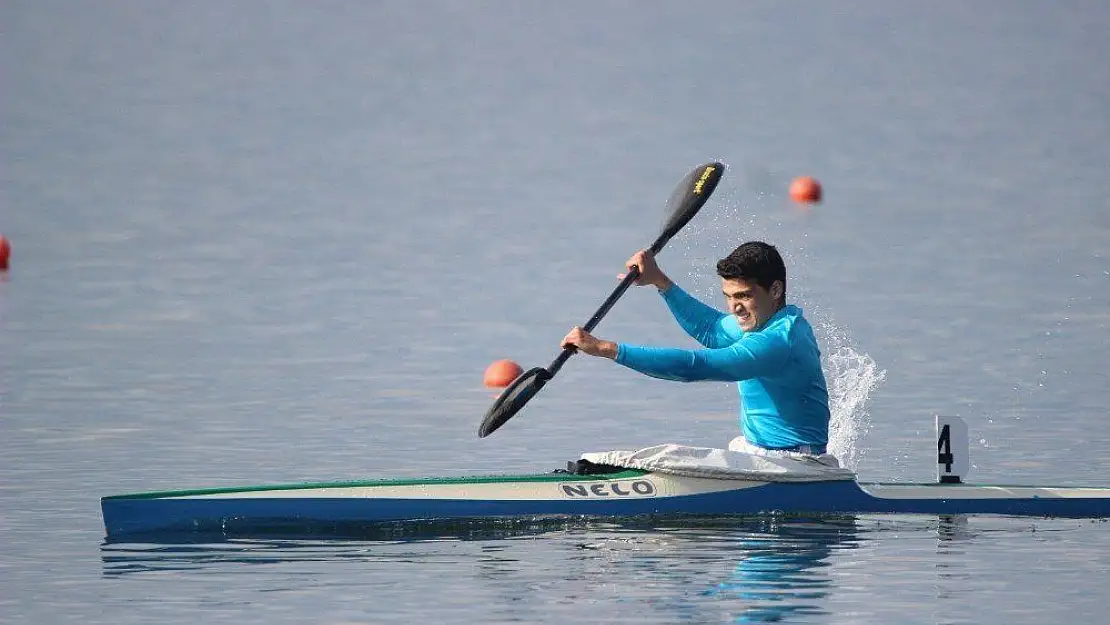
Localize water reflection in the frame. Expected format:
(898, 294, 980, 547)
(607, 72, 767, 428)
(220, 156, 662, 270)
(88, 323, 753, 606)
(100, 518, 584, 576)
(698, 520, 849, 622)
(103, 515, 865, 622)
(933, 514, 974, 618)
(463, 516, 861, 623)
(103, 515, 1011, 624)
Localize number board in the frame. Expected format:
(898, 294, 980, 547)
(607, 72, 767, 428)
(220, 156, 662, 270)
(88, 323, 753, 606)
(935, 415, 969, 483)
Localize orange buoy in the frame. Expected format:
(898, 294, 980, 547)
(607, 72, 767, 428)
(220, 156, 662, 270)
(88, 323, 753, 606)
(484, 359, 523, 388)
(789, 176, 822, 204)
(0, 233, 9, 270)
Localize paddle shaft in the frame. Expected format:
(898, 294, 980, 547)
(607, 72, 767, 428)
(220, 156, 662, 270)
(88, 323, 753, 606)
(546, 230, 679, 376)
(547, 267, 639, 375)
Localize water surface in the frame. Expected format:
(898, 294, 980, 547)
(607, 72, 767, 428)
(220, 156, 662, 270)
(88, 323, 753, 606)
(3, 2, 1109, 623)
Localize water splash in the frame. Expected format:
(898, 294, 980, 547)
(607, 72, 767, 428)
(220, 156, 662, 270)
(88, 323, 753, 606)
(823, 334, 885, 471)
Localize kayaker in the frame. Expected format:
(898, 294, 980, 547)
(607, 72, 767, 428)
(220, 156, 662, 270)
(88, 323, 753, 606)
(560, 241, 832, 456)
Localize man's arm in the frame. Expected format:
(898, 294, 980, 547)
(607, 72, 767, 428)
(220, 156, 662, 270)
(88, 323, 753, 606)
(624, 249, 739, 349)
(614, 332, 789, 382)
(659, 284, 741, 349)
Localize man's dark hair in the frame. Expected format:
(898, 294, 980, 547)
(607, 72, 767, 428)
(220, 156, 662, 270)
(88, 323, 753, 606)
(716, 241, 787, 298)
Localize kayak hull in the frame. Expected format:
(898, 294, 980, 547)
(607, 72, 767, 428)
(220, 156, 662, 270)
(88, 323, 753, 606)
(101, 470, 1110, 538)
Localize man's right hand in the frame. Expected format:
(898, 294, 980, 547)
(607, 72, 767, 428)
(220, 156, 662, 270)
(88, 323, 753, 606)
(561, 327, 617, 359)
(624, 249, 673, 291)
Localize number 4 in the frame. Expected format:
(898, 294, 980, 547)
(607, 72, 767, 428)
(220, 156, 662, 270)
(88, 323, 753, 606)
(938, 424, 954, 472)
(935, 416, 969, 483)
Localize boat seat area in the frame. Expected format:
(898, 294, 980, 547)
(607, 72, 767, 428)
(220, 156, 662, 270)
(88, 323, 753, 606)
(554, 459, 629, 475)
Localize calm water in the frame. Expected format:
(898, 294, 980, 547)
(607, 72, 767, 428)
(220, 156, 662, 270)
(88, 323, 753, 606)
(3, 2, 1109, 623)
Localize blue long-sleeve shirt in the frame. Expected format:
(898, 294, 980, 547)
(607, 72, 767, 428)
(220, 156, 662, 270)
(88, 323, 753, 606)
(614, 284, 830, 450)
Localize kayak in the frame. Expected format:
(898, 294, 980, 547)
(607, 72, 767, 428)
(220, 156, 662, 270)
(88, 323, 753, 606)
(101, 468, 1110, 538)
(102, 418, 1110, 538)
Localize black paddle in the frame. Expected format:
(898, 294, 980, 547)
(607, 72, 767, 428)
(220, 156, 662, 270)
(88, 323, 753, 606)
(478, 162, 725, 438)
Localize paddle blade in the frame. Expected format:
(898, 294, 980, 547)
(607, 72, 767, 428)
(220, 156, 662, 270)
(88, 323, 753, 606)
(652, 162, 725, 254)
(478, 366, 550, 438)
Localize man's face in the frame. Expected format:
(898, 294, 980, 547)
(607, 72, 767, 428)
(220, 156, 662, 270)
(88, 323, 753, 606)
(721, 277, 783, 332)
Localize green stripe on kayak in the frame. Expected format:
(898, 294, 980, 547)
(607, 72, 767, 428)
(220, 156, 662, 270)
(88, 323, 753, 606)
(103, 470, 651, 500)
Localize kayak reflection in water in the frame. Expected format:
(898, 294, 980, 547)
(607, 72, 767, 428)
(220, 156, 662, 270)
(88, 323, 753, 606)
(702, 517, 857, 623)
(561, 241, 832, 457)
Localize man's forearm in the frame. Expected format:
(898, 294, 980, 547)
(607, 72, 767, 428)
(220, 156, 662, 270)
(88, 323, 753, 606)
(597, 340, 618, 359)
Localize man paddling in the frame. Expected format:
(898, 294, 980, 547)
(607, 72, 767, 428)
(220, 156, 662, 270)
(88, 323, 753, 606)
(561, 241, 832, 457)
